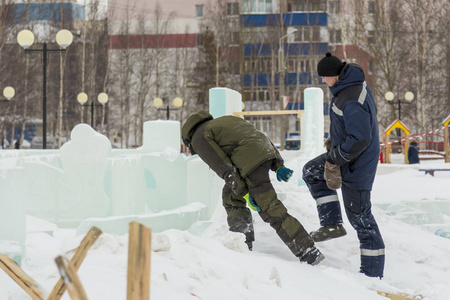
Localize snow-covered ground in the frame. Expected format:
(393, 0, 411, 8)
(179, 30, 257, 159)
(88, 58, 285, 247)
(1, 155, 450, 300)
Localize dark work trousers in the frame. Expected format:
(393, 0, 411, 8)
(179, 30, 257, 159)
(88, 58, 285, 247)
(302, 153, 343, 226)
(303, 153, 385, 278)
(223, 160, 314, 258)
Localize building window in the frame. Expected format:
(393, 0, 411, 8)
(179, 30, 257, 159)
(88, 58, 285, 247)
(244, 57, 273, 73)
(230, 31, 240, 45)
(288, 0, 306, 12)
(368, 60, 374, 74)
(312, 26, 320, 41)
(287, 58, 311, 73)
(310, 0, 326, 11)
(368, 1, 375, 14)
(328, 1, 340, 14)
(288, 0, 325, 12)
(229, 62, 240, 75)
(196, 5, 204, 18)
(196, 33, 204, 46)
(294, 26, 322, 42)
(227, 2, 239, 15)
(368, 30, 375, 44)
(242, 0, 272, 13)
(330, 29, 342, 43)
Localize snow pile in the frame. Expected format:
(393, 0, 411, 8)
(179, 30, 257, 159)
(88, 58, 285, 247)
(1, 157, 450, 300)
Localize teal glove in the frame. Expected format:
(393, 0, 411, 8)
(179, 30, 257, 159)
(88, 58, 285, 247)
(276, 167, 293, 182)
(243, 193, 261, 212)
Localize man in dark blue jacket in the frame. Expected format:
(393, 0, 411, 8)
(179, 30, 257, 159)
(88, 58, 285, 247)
(302, 53, 385, 278)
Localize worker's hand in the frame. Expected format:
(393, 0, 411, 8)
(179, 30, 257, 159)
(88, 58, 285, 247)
(243, 193, 261, 212)
(324, 161, 342, 190)
(276, 167, 293, 182)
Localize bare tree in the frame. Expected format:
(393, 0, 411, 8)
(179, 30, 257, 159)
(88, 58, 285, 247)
(344, 0, 448, 135)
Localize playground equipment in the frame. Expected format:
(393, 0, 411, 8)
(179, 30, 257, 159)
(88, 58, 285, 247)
(381, 116, 450, 164)
(444, 115, 450, 163)
(381, 120, 411, 164)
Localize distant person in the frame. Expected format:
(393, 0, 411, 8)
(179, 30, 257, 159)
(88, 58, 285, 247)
(302, 52, 385, 278)
(181, 111, 324, 265)
(14, 140, 20, 149)
(408, 140, 420, 164)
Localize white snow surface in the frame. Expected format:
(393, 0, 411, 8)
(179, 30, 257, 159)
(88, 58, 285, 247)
(1, 156, 450, 300)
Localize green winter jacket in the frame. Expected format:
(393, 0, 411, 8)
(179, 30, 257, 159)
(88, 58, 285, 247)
(181, 111, 284, 196)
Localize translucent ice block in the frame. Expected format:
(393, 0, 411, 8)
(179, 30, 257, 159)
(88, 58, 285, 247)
(187, 156, 221, 217)
(0, 167, 26, 264)
(209, 87, 242, 118)
(143, 120, 181, 153)
(108, 155, 146, 216)
(142, 154, 188, 212)
(298, 87, 325, 186)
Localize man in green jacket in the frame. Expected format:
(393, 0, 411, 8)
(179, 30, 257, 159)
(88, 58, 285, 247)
(181, 110, 324, 265)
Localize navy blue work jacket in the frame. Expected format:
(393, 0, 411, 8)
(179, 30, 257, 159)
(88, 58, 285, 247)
(328, 63, 380, 190)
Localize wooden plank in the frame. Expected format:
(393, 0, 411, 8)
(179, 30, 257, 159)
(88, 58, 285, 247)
(48, 226, 103, 300)
(377, 290, 419, 300)
(0, 254, 46, 300)
(55, 256, 88, 300)
(127, 222, 152, 300)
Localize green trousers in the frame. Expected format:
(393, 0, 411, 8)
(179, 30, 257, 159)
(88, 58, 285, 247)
(222, 160, 314, 257)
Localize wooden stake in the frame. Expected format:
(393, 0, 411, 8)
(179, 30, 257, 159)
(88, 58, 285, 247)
(0, 254, 46, 300)
(127, 222, 152, 300)
(55, 256, 88, 300)
(48, 226, 103, 300)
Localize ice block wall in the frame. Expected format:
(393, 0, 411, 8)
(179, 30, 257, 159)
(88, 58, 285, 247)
(0, 86, 324, 263)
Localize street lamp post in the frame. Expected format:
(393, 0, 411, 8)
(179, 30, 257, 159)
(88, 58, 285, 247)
(77, 92, 109, 128)
(153, 97, 183, 120)
(0, 87, 15, 149)
(278, 28, 298, 150)
(384, 91, 415, 121)
(17, 29, 73, 149)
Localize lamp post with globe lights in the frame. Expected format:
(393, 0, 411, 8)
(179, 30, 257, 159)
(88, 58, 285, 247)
(384, 91, 415, 121)
(153, 97, 183, 120)
(278, 28, 298, 150)
(17, 29, 73, 149)
(77, 92, 109, 128)
(0, 87, 15, 148)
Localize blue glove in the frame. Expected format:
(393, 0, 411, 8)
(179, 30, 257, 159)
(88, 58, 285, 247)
(276, 167, 293, 182)
(243, 193, 261, 212)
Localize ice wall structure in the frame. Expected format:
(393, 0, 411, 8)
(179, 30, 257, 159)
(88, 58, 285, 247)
(0, 87, 326, 263)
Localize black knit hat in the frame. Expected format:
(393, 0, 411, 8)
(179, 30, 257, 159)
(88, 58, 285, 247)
(317, 52, 344, 77)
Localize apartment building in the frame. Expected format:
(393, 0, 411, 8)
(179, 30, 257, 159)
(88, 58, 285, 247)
(107, 0, 378, 147)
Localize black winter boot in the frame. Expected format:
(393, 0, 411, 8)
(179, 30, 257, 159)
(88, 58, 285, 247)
(310, 224, 347, 242)
(245, 241, 253, 251)
(299, 247, 325, 266)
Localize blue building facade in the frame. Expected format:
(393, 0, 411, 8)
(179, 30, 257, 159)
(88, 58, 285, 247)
(239, 7, 332, 142)
(241, 12, 328, 89)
